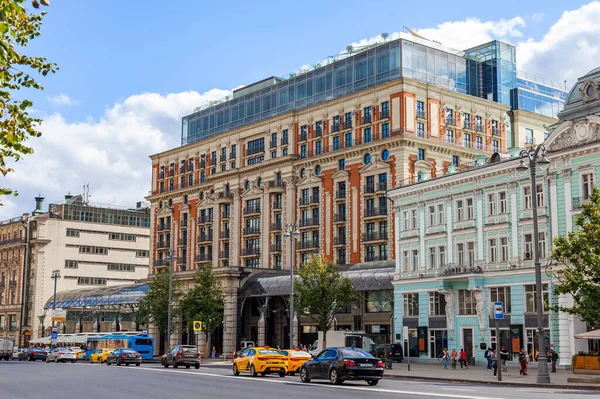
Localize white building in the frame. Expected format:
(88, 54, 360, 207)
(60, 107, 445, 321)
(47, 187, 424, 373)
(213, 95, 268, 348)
(24, 195, 150, 336)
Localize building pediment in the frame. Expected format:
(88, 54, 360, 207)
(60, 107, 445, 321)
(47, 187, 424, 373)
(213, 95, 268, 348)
(241, 181, 265, 198)
(156, 206, 173, 216)
(178, 203, 190, 212)
(546, 115, 600, 153)
(296, 170, 323, 187)
(414, 159, 434, 172)
(359, 156, 391, 175)
(331, 169, 350, 181)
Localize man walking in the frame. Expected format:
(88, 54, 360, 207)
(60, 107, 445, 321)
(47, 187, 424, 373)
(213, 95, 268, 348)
(549, 344, 558, 372)
(485, 347, 493, 371)
(459, 348, 468, 369)
(492, 350, 498, 378)
(500, 346, 509, 372)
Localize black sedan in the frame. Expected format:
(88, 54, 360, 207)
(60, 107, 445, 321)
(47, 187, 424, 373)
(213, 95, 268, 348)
(300, 347, 384, 385)
(106, 348, 142, 366)
(19, 348, 47, 361)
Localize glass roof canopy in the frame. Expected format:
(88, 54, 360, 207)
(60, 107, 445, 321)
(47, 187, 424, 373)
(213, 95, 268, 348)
(240, 261, 395, 299)
(44, 283, 149, 310)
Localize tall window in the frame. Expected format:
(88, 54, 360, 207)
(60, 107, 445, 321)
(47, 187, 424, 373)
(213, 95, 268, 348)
(524, 233, 533, 256)
(315, 140, 323, 155)
(345, 132, 353, 147)
(446, 129, 454, 144)
(456, 200, 464, 221)
(499, 191, 507, 214)
(452, 155, 459, 167)
(429, 247, 436, 269)
(582, 173, 595, 200)
(403, 251, 410, 272)
(411, 209, 417, 229)
(488, 238, 497, 263)
(525, 128, 534, 144)
(492, 140, 499, 153)
(466, 198, 474, 219)
(300, 144, 307, 158)
(539, 232, 546, 258)
(417, 122, 425, 137)
(403, 293, 419, 317)
(438, 245, 446, 266)
(476, 136, 483, 150)
(364, 127, 372, 143)
(463, 133, 471, 148)
(333, 136, 340, 151)
(411, 250, 419, 271)
(429, 292, 446, 316)
(536, 184, 544, 207)
(500, 237, 509, 262)
(525, 284, 549, 313)
(523, 186, 532, 210)
(458, 289, 476, 315)
(489, 287, 511, 313)
(382, 123, 390, 138)
(418, 148, 425, 161)
(488, 193, 497, 216)
(416, 101, 425, 117)
(437, 204, 444, 225)
(467, 242, 475, 266)
(457, 243, 465, 265)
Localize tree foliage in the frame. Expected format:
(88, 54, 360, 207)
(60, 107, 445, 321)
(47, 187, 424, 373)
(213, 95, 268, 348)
(0, 0, 57, 196)
(551, 186, 600, 325)
(137, 269, 182, 337)
(180, 264, 225, 335)
(294, 254, 357, 348)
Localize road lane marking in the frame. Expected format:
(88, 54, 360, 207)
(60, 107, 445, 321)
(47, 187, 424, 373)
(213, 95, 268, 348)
(445, 388, 476, 392)
(125, 366, 510, 399)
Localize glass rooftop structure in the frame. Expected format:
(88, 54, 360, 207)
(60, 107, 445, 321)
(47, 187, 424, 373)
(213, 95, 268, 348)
(181, 36, 567, 146)
(239, 261, 394, 299)
(44, 283, 149, 309)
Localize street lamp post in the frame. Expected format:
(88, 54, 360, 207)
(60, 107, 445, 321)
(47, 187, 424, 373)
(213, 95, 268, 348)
(50, 269, 61, 329)
(516, 144, 551, 384)
(284, 223, 300, 349)
(165, 249, 174, 353)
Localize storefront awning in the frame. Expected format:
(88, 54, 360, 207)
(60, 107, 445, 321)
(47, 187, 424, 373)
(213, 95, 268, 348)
(44, 283, 149, 310)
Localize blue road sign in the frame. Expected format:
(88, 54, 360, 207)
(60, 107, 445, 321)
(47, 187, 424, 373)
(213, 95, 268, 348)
(51, 327, 58, 340)
(494, 302, 504, 320)
(142, 329, 148, 337)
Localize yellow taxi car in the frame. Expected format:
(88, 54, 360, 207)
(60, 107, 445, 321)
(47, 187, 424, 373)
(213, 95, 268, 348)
(70, 347, 86, 360)
(89, 348, 114, 363)
(280, 349, 312, 376)
(232, 346, 287, 377)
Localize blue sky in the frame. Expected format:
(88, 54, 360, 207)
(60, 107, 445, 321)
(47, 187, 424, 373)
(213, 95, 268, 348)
(2, 0, 599, 218)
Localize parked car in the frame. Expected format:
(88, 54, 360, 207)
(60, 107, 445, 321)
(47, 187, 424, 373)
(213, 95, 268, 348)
(106, 348, 142, 366)
(232, 347, 287, 377)
(384, 344, 404, 362)
(162, 345, 200, 369)
(89, 348, 114, 363)
(70, 347, 86, 360)
(19, 347, 47, 361)
(46, 348, 77, 363)
(300, 347, 384, 385)
(12, 348, 24, 360)
(280, 349, 312, 376)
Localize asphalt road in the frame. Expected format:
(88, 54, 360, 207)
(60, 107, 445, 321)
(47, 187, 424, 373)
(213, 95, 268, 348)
(0, 361, 598, 399)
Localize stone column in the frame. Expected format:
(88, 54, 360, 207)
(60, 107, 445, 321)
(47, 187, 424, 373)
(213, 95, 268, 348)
(284, 177, 296, 270)
(257, 310, 266, 347)
(446, 198, 453, 263)
(549, 174, 558, 239)
(563, 171, 573, 233)
(475, 190, 484, 261)
(509, 183, 518, 260)
(418, 203, 425, 269)
(222, 278, 239, 355)
(293, 312, 299, 348)
(231, 191, 241, 266)
(262, 189, 270, 268)
(394, 207, 401, 276)
(213, 203, 221, 267)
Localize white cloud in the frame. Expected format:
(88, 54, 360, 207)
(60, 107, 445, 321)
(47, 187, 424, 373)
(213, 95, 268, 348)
(517, 1, 600, 86)
(49, 93, 80, 106)
(0, 88, 231, 219)
(531, 12, 545, 22)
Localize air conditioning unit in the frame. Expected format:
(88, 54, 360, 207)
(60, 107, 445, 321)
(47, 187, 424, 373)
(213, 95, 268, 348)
(524, 252, 532, 260)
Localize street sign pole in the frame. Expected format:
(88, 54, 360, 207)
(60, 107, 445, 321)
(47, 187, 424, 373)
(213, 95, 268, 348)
(494, 302, 504, 382)
(403, 326, 410, 372)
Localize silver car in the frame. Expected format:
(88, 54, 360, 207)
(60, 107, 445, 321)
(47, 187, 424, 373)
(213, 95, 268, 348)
(46, 348, 77, 363)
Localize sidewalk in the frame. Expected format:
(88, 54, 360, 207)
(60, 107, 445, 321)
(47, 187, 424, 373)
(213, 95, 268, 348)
(382, 361, 600, 390)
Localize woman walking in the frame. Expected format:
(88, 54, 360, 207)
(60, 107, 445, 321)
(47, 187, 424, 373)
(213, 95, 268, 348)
(441, 348, 449, 369)
(518, 348, 528, 375)
(451, 348, 458, 370)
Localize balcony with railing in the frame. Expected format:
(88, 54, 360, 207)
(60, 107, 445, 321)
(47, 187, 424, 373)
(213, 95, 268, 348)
(246, 145, 265, 156)
(463, 121, 473, 130)
(364, 184, 375, 194)
(154, 258, 170, 267)
(361, 115, 372, 125)
(334, 236, 346, 246)
(299, 196, 311, 206)
(299, 217, 319, 228)
(365, 254, 387, 262)
(198, 215, 214, 224)
(0, 237, 25, 246)
(416, 110, 425, 119)
(219, 251, 229, 259)
(218, 191, 233, 202)
(240, 247, 260, 256)
(298, 240, 319, 250)
(271, 222, 282, 231)
(220, 230, 230, 239)
(220, 155, 227, 162)
(221, 211, 230, 219)
(335, 190, 346, 200)
(270, 243, 282, 253)
(198, 233, 213, 243)
(476, 124, 484, 132)
(300, 132, 308, 141)
(195, 253, 212, 262)
(8, 280, 17, 287)
(178, 238, 188, 246)
(280, 137, 289, 146)
(492, 127, 501, 136)
(361, 232, 388, 242)
(333, 213, 347, 222)
(269, 140, 277, 149)
(243, 205, 261, 215)
(379, 109, 390, 120)
(243, 227, 261, 236)
(343, 120, 352, 130)
(446, 117, 456, 126)
(377, 182, 388, 192)
(159, 172, 165, 180)
(156, 241, 169, 249)
(272, 200, 282, 210)
(314, 126, 322, 137)
(572, 197, 587, 209)
(268, 180, 284, 191)
(332, 122, 340, 132)
(180, 219, 188, 228)
(158, 224, 170, 231)
(365, 207, 388, 218)
(210, 158, 217, 166)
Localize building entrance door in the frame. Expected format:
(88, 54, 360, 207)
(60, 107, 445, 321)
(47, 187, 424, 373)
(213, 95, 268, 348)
(462, 327, 473, 364)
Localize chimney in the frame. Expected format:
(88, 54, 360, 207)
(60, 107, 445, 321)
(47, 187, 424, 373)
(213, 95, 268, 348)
(33, 196, 45, 215)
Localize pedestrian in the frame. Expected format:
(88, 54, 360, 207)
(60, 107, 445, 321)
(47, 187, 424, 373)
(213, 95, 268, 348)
(441, 348, 449, 369)
(492, 350, 498, 378)
(451, 348, 457, 370)
(485, 347, 493, 370)
(518, 348, 528, 375)
(211, 346, 216, 359)
(549, 344, 558, 372)
(500, 346, 509, 372)
(459, 348, 468, 369)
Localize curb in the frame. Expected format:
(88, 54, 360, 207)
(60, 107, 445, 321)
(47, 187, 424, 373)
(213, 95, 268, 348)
(383, 373, 600, 390)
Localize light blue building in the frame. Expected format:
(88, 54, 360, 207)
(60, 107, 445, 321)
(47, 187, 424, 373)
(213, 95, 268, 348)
(387, 67, 600, 366)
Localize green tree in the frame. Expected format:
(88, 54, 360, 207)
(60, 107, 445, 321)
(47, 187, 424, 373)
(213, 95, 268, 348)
(294, 254, 357, 349)
(0, 0, 57, 197)
(137, 269, 182, 350)
(180, 264, 225, 354)
(551, 186, 600, 325)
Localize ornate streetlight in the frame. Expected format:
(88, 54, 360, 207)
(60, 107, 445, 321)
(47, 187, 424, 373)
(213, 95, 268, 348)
(164, 249, 173, 353)
(283, 223, 300, 349)
(516, 143, 551, 384)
